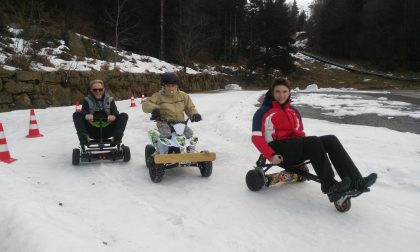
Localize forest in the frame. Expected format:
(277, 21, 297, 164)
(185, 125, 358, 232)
(1, 0, 419, 72)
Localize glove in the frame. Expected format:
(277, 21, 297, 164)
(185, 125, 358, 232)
(191, 113, 202, 122)
(151, 108, 161, 119)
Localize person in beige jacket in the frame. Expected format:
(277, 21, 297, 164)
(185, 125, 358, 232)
(142, 72, 202, 139)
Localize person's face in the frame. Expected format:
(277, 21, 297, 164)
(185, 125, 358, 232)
(91, 82, 104, 99)
(164, 83, 178, 93)
(273, 85, 290, 105)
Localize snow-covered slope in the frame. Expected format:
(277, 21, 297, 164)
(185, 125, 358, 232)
(0, 90, 419, 252)
(0, 27, 199, 74)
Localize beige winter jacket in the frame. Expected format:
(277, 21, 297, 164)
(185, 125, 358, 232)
(142, 89, 198, 122)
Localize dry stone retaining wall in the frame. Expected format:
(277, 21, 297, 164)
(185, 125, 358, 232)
(0, 69, 229, 112)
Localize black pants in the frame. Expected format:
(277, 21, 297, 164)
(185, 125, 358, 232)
(72, 112, 128, 143)
(269, 135, 362, 193)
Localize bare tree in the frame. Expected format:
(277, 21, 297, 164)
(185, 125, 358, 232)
(104, 0, 139, 50)
(174, 1, 211, 71)
(160, 0, 165, 60)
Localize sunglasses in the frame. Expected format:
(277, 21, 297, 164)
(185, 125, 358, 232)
(92, 88, 104, 92)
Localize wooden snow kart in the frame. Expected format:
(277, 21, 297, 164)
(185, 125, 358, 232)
(145, 117, 216, 182)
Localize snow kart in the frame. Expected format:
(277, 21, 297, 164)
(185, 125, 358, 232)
(72, 118, 130, 165)
(245, 155, 369, 212)
(145, 117, 216, 183)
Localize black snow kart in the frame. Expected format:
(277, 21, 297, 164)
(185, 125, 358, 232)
(72, 118, 130, 165)
(246, 155, 369, 212)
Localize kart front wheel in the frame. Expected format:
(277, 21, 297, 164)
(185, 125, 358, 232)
(149, 159, 165, 183)
(246, 169, 265, 191)
(145, 144, 155, 168)
(334, 198, 351, 212)
(123, 145, 131, 162)
(198, 161, 212, 177)
(72, 148, 80, 165)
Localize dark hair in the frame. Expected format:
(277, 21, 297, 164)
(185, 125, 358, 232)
(271, 77, 290, 90)
(262, 77, 291, 105)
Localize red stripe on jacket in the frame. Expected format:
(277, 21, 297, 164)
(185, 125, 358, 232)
(251, 100, 305, 160)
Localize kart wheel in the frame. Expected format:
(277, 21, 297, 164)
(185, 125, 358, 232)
(72, 148, 80, 165)
(198, 161, 212, 177)
(296, 165, 309, 182)
(334, 198, 351, 212)
(246, 169, 265, 191)
(123, 145, 131, 162)
(145, 144, 155, 168)
(149, 159, 165, 183)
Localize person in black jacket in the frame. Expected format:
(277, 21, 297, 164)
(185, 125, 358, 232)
(72, 80, 128, 146)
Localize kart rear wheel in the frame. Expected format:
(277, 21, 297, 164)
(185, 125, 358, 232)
(334, 198, 351, 212)
(246, 169, 265, 191)
(149, 159, 165, 183)
(296, 165, 309, 182)
(198, 161, 212, 177)
(145, 144, 155, 168)
(72, 148, 80, 165)
(123, 145, 131, 162)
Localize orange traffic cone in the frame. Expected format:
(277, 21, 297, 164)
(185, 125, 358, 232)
(26, 109, 43, 138)
(140, 92, 145, 104)
(75, 101, 81, 112)
(0, 123, 17, 164)
(130, 93, 137, 107)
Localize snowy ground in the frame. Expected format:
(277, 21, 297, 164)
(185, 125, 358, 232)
(1, 90, 420, 252)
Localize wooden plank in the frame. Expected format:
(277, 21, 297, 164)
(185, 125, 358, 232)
(154, 152, 216, 164)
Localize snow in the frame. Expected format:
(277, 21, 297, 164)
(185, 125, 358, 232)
(293, 91, 420, 119)
(292, 52, 315, 63)
(1, 90, 420, 251)
(294, 86, 391, 94)
(224, 84, 242, 90)
(293, 38, 307, 49)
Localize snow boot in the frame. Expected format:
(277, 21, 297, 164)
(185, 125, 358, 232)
(327, 177, 351, 202)
(351, 173, 377, 191)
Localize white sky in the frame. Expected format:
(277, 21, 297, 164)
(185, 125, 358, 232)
(286, 0, 313, 13)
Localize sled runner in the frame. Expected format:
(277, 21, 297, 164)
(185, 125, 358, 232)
(246, 155, 369, 212)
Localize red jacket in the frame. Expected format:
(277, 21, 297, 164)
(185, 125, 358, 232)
(251, 100, 305, 159)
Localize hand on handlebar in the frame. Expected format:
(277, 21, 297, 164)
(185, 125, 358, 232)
(270, 154, 283, 165)
(85, 114, 94, 122)
(151, 108, 161, 120)
(107, 115, 116, 122)
(191, 113, 202, 122)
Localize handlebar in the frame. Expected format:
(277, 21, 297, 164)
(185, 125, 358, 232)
(150, 116, 189, 125)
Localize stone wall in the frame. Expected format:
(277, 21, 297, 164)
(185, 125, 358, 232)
(0, 69, 230, 112)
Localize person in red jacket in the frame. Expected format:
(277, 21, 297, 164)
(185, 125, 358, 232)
(251, 78, 376, 200)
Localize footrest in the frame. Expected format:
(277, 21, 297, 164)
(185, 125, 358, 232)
(154, 152, 216, 164)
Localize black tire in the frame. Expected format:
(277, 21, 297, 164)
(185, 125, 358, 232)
(149, 159, 165, 183)
(123, 145, 131, 162)
(145, 144, 155, 168)
(296, 165, 309, 182)
(72, 148, 80, 165)
(199, 161, 212, 177)
(334, 198, 352, 212)
(246, 169, 265, 191)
